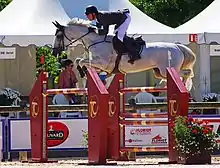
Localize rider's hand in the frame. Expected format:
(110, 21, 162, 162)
(88, 26, 96, 33)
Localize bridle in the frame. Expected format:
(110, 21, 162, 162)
(55, 28, 91, 51)
(54, 26, 111, 54)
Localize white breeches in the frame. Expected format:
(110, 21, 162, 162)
(114, 13, 131, 42)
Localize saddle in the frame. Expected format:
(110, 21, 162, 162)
(112, 34, 146, 62)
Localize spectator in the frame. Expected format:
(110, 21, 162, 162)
(58, 59, 78, 104)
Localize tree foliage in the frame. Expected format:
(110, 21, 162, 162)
(0, 0, 11, 11)
(129, 0, 214, 28)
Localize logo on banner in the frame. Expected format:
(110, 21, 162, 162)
(108, 96, 116, 117)
(130, 128, 151, 135)
(125, 139, 143, 143)
(189, 34, 198, 42)
(89, 95, 99, 118)
(31, 97, 39, 118)
(47, 121, 69, 147)
(152, 134, 167, 144)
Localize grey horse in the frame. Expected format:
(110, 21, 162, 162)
(52, 18, 196, 90)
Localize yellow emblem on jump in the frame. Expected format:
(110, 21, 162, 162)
(31, 97, 39, 118)
(169, 94, 179, 117)
(108, 96, 116, 117)
(89, 95, 99, 118)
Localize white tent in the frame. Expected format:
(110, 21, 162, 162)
(0, 0, 70, 46)
(0, 0, 180, 46)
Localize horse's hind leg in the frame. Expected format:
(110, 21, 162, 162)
(153, 68, 165, 79)
(111, 53, 122, 74)
(153, 68, 167, 87)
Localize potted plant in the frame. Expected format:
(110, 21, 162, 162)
(172, 116, 219, 164)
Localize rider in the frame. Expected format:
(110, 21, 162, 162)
(85, 5, 140, 64)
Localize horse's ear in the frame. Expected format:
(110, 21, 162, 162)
(52, 21, 58, 28)
(55, 21, 63, 28)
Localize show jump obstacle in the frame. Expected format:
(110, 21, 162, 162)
(29, 68, 109, 163)
(106, 67, 189, 164)
(29, 67, 189, 164)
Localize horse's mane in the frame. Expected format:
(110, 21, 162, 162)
(67, 18, 91, 28)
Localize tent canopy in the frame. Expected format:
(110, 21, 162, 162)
(0, 0, 178, 46)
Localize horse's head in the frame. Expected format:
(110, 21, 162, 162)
(52, 19, 116, 74)
(52, 18, 92, 56)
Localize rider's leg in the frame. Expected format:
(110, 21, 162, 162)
(124, 38, 141, 64)
(116, 14, 140, 64)
(115, 13, 131, 42)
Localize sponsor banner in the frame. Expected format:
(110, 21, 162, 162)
(0, 47, 16, 59)
(210, 45, 220, 56)
(7, 116, 220, 151)
(8, 118, 87, 151)
(125, 126, 168, 147)
(125, 117, 220, 147)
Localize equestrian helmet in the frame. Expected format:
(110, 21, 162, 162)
(85, 5, 98, 15)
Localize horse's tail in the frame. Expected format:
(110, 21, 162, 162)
(176, 44, 196, 78)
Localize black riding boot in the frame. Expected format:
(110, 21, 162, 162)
(124, 38, 141, 64)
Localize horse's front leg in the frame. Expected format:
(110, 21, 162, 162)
(111, 53, 122, 74)
(77, 65, 86, 78)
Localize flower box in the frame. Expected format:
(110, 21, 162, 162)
(172, 116, 219, 164)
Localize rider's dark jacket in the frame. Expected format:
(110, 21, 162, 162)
(96, 9, 129, 35)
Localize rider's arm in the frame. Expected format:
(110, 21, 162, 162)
(96, 22, 109, 35)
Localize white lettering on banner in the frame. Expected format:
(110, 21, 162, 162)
(0, 48, 16, 59)
(210, 45, 220, 56)
(7, 117, 220, 151)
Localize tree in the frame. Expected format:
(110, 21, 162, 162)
(0, 0, 11, 11)
(129, 0, 214, 28)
